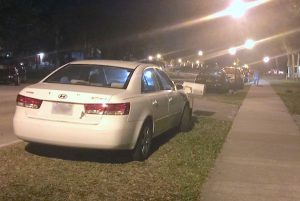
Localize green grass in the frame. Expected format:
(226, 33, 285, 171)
(0, 118, 231, 201)
(204, 85, 250, 106)
(271, 80, 300, 115)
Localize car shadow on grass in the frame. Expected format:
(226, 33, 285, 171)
(151, 116, 200, 154)
(193, 110, 215, 117)
(25, 143, 134, 164)
(25, 117, 199, 164)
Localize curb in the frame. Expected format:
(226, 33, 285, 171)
(0, 140, 22, 148)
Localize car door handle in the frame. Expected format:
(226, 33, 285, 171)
(152, 100, 158, 107)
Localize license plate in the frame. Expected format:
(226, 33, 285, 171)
(52, 102, 73, 115)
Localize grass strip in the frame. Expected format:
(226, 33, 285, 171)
(0, 118, 231, 201)
(271, 80, 300, 115)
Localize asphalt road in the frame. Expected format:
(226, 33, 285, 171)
(0, 84, 28, 147)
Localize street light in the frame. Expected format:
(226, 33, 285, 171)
(263, 56, 270, 63)
(148, 55, 153, 61)
(156, 54, 162, 59)
(228, 47, 237, 55)
(243, 64, 249, 69)
(198, 50, 204, 56)
(178, 58, 182, 63)
(37, 52, 45, 62)
(226, 0, 248, 19)
(244, 39, 255, 49)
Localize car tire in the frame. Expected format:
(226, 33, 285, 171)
(132, 122, 153, 161)
(179, 104, 192, 132)
(14, 76, 20, 86)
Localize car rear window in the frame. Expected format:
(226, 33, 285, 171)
(44, 64, 134, 89)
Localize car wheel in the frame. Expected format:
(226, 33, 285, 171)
(179, 104, 192, 132)
(14, 76, 20, 86)
(132, 122, 153, 161)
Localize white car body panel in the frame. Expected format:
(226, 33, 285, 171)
(13, 60, 189, 150)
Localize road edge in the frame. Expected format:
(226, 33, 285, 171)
(0, 139, 22, 148)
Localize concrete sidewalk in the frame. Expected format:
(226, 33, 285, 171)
(201, 80, 300, 201)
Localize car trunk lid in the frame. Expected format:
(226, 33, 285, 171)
(20, 83, 125, 125)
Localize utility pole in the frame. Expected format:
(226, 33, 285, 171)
(292, 53, 295, 79)
(296, 53, 300, 79)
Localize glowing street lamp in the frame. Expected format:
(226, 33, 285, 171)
(212, 0, 269, 21)
(196, 60, 200, 64)
(263, 56, 270, 63)
(37, 52, 45, 63)
(226, 0, 248, 19)
(228, 47, 237, 55)
(178, 58, 182, 63)
(148, 55, 153, 61)
(243, 64, 249, 69)
(244, 39, 255, 49)
(156, 54, 162, 59)
(198, 50, 204, 56)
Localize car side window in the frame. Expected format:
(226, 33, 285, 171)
(155, 69, 175, 90)
(142, 68, 160, 93)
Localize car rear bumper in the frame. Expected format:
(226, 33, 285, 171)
(13, 109, 143, 150)
(205, 82, 223, 88)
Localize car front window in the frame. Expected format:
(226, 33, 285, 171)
(155, 69, 175, 90)
(44, 64, 133, 89)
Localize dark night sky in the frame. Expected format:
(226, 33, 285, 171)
(0, 0, 300, 66)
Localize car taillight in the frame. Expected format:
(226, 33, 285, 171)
(16, 95, 43, 109)
(84, 103, 130, 115)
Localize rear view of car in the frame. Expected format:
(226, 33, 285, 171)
(13, 60, 191, 161)
(223, 67, 244, 90)
(14, 62, 135, 149)
(195, 67, 229, 92)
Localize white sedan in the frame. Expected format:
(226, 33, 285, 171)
(13, 60, 191, 161)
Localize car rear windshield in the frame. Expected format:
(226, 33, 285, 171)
(44, 64, 134, 89)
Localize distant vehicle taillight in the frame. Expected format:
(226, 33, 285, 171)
(16, 95, 43, 109)
(84, 103, 130, 115)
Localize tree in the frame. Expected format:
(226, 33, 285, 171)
(280, 0, 300, 78)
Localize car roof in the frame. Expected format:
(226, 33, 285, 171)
(69, 60, 144, 70)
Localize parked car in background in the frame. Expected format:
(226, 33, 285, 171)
(195, 67, 229, 92)
(14, 60, 191, 161)
(223, 66, 244, 89)
(0, 59, 26, 85)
